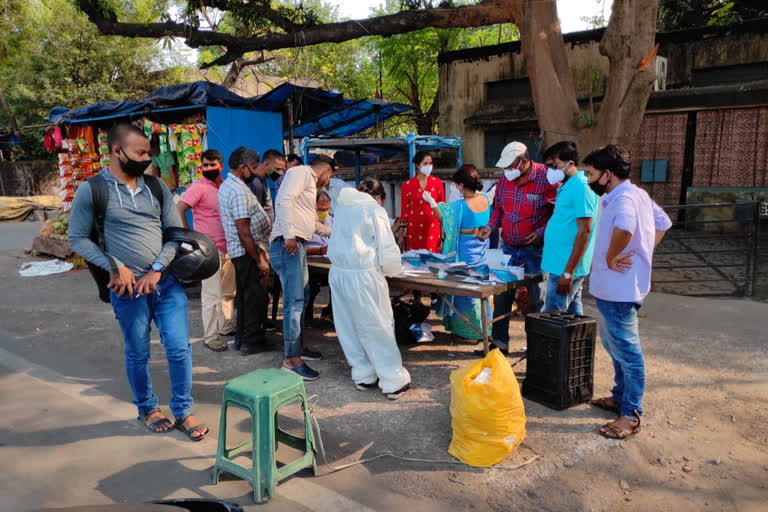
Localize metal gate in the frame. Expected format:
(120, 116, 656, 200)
(652, 202, 767, 297)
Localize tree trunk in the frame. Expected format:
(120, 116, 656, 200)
(0, 86, 20, 133)
(518, 0, 579, 148)
(519, 0, 659, 156)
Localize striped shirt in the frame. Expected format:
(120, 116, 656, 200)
(487, 163, 557, 246)
(218, 173, 271, 258)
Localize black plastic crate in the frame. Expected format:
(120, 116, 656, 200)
(522, 311, 597, 410)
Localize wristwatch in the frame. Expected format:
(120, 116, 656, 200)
(151, 262, 165, 273)
(562, 271, 573, 280)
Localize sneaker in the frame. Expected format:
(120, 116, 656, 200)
(264, 320, 277, 332)
(385, 384, 410, 400)
(301, 347, 323, 361)
(473, 340, 508, 356)
(281, 363, 320, 381)
(355, 380, 379, 391)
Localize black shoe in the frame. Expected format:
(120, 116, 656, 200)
(232, 338, 242, 351)
(473, 341, 508, 356)
(386, 384, 411, 400)
(264, 320, 277, 332)
(301, 347, 323, 361)
(355, 380, 379, 391)
(240, 343, 278, 356)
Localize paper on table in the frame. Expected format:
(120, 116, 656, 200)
(403, 249, 431, 257)
(426, 251, 455, 261)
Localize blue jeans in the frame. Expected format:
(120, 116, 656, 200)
(269, 240, 310, 358)
(595, 298, 644, 418)
(544, 273, 585, 315)
(491, 242, 545, 345)
(110, 275, 193, 419)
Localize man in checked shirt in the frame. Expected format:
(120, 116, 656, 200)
(477, 142, 558, 354)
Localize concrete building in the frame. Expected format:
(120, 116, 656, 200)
(438, 19, 768, 205)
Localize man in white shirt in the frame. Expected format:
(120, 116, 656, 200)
(269, 154, 335, 381)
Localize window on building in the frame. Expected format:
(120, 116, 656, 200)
(641, 159, 668, 183)
(691, 63, 768, 87)
(486, 79, 533, 104)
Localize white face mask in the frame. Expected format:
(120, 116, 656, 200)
(419, 164, 433, 176)
(504, 168, 521, 181)
(546, 167, 565, 185)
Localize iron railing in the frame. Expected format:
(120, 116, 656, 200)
(652, 202, 766, 297)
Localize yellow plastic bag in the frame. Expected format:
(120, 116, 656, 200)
(448, 349, 526, 467)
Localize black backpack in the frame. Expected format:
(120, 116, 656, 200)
(86, 174, 164, 303)
(391, 297, 431, 345)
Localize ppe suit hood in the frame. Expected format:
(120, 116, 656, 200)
(338, 187, 378, 207)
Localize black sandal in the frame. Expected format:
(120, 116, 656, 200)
(138, 408, 173, 434)
(174, 415, 209, 442)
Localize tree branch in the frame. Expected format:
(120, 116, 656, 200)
(77, 0, 520, 67)
(220, 53, 275, 89)
(518, 0, 579, 145)
(200, 0, 303, 33)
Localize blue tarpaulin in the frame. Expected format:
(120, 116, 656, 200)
(0, 133, 20, 149)
(250, 83, 413, 138)
(291, 98, 412, 138)
(46, 81, 260, 124)
(142, 81, 258, 110)
(47, 81, 413, 139)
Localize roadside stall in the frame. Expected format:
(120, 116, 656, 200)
(46, 81, 283, 212)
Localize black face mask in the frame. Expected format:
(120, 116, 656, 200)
(202, 170, 220, 182)
(119, 147, 152, 177)
(270, 171, 281, 181)
(589, 171, 608, 196)
(243, 173, 256, 185)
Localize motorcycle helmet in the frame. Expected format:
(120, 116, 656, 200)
(162, 227, 220, 282)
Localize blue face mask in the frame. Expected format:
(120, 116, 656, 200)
(420, 165, 433, 176)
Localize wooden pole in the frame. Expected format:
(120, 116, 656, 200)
(288, 97, 295, 154)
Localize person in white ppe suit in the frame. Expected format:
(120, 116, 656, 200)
(327, 178, 412, 400)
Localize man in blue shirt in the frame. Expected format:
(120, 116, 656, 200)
(541, 141, 598, 315)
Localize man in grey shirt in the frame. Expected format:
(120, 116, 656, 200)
(68, 123, 208, 441)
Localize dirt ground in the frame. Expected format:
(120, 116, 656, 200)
(1, 221, 767, 511)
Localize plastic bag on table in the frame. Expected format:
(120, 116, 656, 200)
(448, 349, 526, 467)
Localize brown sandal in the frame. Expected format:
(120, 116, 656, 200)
(590, 396, 620, 414)
(599, 410, 641, 439)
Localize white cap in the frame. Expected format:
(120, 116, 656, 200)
(495, 141, 527, 168)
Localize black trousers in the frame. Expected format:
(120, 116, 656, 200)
(232, 254, 268, 347)
(305, 275, 332, 324)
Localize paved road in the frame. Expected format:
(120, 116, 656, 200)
(1, 221, 766, 511)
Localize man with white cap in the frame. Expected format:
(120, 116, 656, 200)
(476, 142, 557, 354)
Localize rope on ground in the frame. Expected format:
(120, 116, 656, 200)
(305, 395, 540, 477)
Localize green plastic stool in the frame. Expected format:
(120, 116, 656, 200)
(212, 368, 317, 503)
